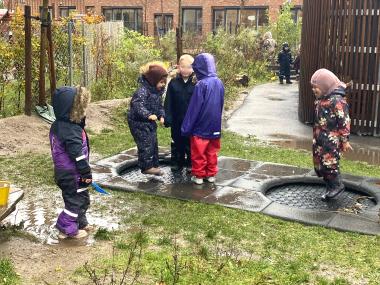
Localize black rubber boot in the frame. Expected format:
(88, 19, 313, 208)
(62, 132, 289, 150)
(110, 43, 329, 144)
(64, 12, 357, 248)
(170, 164, 183, 172)
(326, 186, 345, 199)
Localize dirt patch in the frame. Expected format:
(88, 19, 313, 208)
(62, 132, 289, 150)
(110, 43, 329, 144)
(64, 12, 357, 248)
(315, 264, 369, 285)
(86, 99, 129, 134)
(0, 99, 129, 156)
(0, 114, 51, 156)
(0, 237, 113, 285)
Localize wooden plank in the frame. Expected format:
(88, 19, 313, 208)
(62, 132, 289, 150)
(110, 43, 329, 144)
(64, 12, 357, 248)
(299, 0, 315, 122)
(347, 0, 357, 132)
(0, 190, 24, 222)
(24, 5, 32, 116)
(363, 0, 373, 134)
(330, 0, 339, 70)
(375, 1, 380, 135)
(358, 0, 368, 134)
(350, 0, 362, 133)
(337, 0, 345, 77)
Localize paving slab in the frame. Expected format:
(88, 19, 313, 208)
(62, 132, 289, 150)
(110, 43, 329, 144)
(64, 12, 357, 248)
(93, 151, 380, 235)
(327, 213, 380, 235)
(261, 202, 336, 227)
(203, 186, 272, 212)
(156, 182, 218, 201)
(217, 157, 260, 172)
(254, 163, 311, 177)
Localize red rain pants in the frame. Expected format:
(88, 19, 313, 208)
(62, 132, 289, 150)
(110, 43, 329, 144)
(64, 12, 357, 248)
(190, 136, 221, 178)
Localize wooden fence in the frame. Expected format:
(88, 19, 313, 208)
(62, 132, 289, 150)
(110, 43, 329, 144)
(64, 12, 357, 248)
(300, 0, 380, 136)
(82, 21, 125, 86)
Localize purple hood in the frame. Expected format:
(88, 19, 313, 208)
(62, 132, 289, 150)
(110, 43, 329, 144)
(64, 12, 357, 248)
(181, 53, 225, 139)
(192, 53, 217, 80)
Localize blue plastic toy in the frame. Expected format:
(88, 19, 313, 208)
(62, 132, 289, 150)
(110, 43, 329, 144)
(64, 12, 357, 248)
(91, 182, 110, 195)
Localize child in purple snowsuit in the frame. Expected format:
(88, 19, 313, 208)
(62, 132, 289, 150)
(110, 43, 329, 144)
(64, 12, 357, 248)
(50, 86, 92, 239)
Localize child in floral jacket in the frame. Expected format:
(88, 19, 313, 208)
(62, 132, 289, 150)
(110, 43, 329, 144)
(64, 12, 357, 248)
(311, 69, 352, 201)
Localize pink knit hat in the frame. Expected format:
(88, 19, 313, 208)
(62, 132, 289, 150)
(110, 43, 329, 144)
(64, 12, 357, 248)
(310, 68, 346, 96)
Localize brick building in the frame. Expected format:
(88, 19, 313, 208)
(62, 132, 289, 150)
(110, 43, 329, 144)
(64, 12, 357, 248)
(5, 0, 302, 35)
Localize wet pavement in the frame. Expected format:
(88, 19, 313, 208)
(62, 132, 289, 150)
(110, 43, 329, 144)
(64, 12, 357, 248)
(94, 148, 380, 235)
(226, 82, 380, 165)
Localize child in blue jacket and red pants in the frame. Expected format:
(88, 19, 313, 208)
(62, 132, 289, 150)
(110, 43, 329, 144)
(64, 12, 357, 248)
(181, 53, 225, 185)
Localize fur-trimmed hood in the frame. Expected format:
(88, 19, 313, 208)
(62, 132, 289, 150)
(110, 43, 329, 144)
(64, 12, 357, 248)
(53, 86, 91, 124)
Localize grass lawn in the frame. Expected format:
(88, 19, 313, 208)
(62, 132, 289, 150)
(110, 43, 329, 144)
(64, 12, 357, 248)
(0, 258, 19, 285)
(0, 103, 379, 284)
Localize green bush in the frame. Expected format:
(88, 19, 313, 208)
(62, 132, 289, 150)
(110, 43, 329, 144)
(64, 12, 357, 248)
(269, 3, 302, 52)
(157, 30, 177, 63)
(203, 28, 272, 87)
(90, 30, 162, 100)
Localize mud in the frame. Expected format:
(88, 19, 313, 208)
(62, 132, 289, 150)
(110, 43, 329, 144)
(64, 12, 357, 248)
(0, 185, 130, 284)
(2, 186, 121, 245)
(0, 237, 113, 285)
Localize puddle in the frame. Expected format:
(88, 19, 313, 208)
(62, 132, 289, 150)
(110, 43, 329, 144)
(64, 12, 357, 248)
(268, 134, 380, 166)
(1, 186, 122, 246)
(267, 97, 285, 101)
(218, 158, 258, 172)
(254, 164, 310, 176)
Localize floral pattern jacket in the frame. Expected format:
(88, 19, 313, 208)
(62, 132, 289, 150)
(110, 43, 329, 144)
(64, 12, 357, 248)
(313, 87, 351, 177)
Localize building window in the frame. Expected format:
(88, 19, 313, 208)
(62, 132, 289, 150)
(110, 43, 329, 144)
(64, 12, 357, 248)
(290, 6, 302, 23)
(103, 8, 143, 33)
(213, 9, 224, 30)
(154, 14, 173, 36)
(182, 8, 202, 34)
(85, 6, 95, 15)
(225, 9, 239, 32)
(213, 7, 269, 33)
(59, 6, 76, 18)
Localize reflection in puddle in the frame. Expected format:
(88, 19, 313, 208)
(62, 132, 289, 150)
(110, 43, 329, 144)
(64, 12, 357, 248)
(267, 97, 285, 101)
(269, 134, 380, 166)
(2, 187, 121, 245)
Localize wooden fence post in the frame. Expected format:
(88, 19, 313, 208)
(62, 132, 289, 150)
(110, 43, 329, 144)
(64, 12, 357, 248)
(38, 0, 49, 106)
(24, 5, 32, 116)
(47, 11, 56, 101)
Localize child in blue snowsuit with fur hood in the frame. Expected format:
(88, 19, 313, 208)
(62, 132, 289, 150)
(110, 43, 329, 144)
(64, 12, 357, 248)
(128, 62, 168, 176)
(50, 86, 92, 239)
